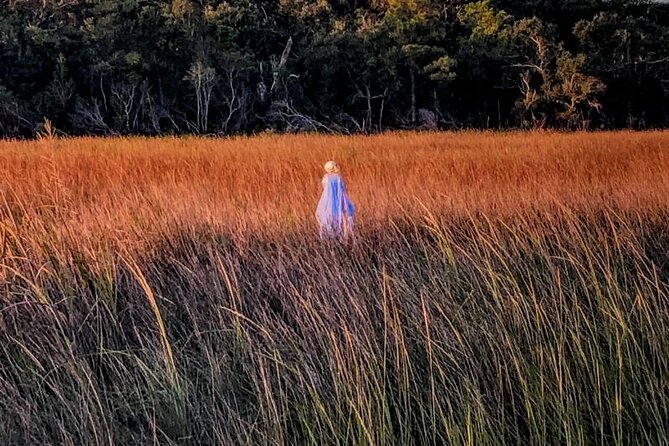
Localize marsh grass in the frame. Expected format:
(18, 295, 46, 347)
(1, 132, 669, 445)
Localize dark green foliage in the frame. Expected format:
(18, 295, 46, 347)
(0, 0, 667, 136)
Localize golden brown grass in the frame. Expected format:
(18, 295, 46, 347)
(2, 131, 669, 251)
(1, 131, 669, 445)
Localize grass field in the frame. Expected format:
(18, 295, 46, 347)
(1, 131, 669, 445)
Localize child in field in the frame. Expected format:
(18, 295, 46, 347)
(316, 161, 355, 240)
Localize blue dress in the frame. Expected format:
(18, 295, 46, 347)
(316, 173, 355, 239)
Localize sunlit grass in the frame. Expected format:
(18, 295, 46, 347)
(1, 131, 669, 445)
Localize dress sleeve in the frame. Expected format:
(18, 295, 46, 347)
(343, 182, 355, 216)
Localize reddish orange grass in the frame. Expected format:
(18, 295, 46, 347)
(1, 131, 669, 255)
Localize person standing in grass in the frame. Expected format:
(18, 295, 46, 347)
(316, 161, 356, 240)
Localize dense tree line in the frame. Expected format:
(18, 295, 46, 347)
(0, 0, 668, 137)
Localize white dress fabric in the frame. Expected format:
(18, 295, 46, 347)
(316, 173, 355, 239)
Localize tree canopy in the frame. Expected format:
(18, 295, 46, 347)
(0, 0, 667, 136)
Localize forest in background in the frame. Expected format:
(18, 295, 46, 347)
(1, 0, 668, 137)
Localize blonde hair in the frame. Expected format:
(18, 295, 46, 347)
(324, 160, 340, 173)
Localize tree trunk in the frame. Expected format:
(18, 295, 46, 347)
(410, 66, 416, 127)
(366, 84, 372, 133)
(625, 29, 635, 128)
(379, 88, 387, 132)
